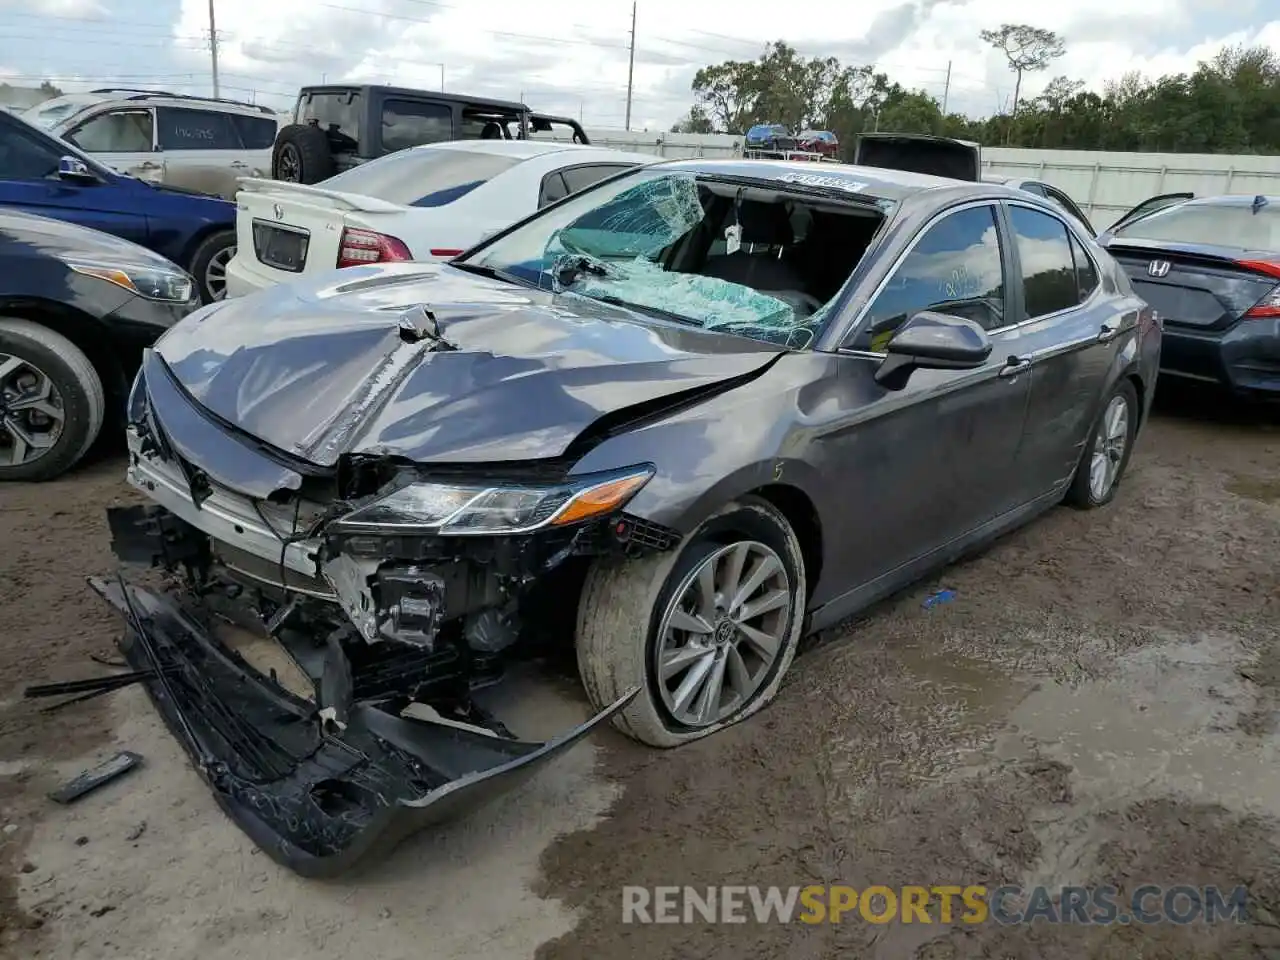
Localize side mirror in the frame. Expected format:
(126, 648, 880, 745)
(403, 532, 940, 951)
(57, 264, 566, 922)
(57, 156, 98, 184)
(873, 311, 992, 390)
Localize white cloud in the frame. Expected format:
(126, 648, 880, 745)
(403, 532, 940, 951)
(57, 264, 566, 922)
(5, 0, 1275, 128)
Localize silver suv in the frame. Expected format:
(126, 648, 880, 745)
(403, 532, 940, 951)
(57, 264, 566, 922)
(44, 90, 280, 200)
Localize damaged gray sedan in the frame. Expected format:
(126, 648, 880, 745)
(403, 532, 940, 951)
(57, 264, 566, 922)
(97, 158, 1160, 875)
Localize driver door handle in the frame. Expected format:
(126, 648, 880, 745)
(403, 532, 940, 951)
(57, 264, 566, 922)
(1097, 323, 1119, 343)
(999, 356, 1032, 378)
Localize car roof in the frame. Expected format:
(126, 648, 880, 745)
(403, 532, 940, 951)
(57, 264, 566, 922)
(1177, 194, 1277, 208)
(298, 85, 529, 112)
(653, 157, 959, 201)
(417, 140, 652, 162)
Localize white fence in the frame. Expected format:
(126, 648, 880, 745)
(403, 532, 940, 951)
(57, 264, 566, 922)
(561, 127, 1280, 225)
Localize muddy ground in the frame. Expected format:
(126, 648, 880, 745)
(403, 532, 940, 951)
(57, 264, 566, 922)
(0, 383, 1276, 960)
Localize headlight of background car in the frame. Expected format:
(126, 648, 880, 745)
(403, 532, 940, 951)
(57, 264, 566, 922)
(64, 257, 194, 303)
(332, 466, 655, 536)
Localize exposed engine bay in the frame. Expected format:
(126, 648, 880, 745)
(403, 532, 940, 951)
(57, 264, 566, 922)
(94, 367, 691, 875)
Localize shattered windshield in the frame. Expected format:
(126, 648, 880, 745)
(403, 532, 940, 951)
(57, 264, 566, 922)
(462, 168, 885, 348)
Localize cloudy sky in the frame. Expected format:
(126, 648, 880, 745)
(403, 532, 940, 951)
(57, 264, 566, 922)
(0, 0, 1276, 129)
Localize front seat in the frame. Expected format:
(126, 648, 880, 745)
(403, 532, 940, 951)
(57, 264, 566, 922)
(700, 202, 821, 315)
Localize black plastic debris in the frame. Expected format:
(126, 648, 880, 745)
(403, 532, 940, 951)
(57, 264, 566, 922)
(87, 575, 637, 878)
(49, 752, 144, 805)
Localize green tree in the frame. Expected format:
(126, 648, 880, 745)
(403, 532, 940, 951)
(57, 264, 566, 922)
(980, 24, 1065, 126)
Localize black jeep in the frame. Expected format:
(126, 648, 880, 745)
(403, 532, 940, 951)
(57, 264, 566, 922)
(271, 85, 591, 184)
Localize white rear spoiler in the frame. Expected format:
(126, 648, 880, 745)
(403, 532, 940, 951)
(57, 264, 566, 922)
(235, 177, 404, 214)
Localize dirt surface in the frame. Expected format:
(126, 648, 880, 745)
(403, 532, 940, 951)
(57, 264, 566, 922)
(1, 384, 1277, 960)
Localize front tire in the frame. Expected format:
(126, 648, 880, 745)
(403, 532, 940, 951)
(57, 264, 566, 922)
(576, 496, 806, 747)
(1065, 379, 1138, 509)
(0, 317, 105, 482)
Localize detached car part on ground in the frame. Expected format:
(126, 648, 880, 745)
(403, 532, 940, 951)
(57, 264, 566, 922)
(97, 158, 1159, 875)
(271, 84, 592, 185)
(0, 207, 199, 480)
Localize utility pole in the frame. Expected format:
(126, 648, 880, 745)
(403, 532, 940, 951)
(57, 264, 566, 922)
(942, 60, 951, 114)
(624, 1, 636, 131)
(207, 0, 220, 98)
(440, 64, 444, 92)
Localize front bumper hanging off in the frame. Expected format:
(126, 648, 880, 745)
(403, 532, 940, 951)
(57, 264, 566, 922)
(89, 575, 636, 878)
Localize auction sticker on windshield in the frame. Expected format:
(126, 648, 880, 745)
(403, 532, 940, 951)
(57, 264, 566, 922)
(777, 173, 869, 193)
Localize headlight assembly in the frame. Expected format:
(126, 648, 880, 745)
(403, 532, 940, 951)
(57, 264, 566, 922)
(64, 257, 194, 303)
(332, 465, 655, 536)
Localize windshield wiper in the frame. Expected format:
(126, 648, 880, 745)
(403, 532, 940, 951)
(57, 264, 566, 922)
(570, 291, 700, 328)
(448, 261, 535, 288)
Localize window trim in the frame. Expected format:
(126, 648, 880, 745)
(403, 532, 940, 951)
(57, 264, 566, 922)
(838, 198, 1014, 354)
(1004, 198, 1102, 324)
(63, 107, 157, 153)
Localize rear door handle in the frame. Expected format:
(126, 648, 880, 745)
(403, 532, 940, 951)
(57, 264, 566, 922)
(1097, 323, 1119, 343)
(999, 356, 1031, 378)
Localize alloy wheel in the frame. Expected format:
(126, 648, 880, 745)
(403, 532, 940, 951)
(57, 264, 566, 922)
(279, 146, 300, 182)
(0, 353, 65, 467)
(653, 540, 793, 728)
(1089, 394, 1130, 501)
(206, 245, 234, 302)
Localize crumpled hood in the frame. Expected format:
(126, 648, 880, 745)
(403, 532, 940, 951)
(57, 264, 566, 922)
(153, 261, 781, 466)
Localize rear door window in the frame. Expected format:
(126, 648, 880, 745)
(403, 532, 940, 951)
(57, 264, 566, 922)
(320, 147, 523, 206)
(64, 109, 153, 152)
(382, 100, 452, 153)
(857, 204, 1006, 349)
(1009, 205, 1080, 319)
(156, 108, 240, 151)
(231, 114, 277, 150)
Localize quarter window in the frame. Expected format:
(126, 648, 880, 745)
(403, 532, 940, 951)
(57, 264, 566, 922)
(539, 171, 569, 208)
(1009, 205, 1079, 320)
(1070, 232, 1099, 301)
(231, 114, 277, 150)
(156, 108, 241, 151)
(560, 164, 630, 195)
(65, 110, 153, 153)
(858, 204, 1006, 350)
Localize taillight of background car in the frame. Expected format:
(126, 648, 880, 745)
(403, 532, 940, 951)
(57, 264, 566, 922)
(336, 227, 413, 268)
(1239, 259, 1280, 318)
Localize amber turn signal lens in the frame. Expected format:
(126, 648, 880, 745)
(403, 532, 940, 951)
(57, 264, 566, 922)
(551, 473, 651, 526)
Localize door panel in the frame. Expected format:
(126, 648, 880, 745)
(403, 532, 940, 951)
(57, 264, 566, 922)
(817, 355, 1032, 591)
(827, 201, 1033, 587)
(155, 106, 244, 199)
(1000, 203, 1125, 495)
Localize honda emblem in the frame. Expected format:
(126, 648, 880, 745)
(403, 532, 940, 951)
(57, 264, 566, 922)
(272, 203, 284, 221)
(1148, 260, 1171, 278)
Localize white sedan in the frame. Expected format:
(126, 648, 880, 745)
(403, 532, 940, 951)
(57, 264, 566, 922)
(224, 139, 658, 298)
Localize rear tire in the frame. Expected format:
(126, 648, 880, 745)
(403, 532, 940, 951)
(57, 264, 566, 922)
(189, 229, 236, 304)
(272, 124, 335, 184)
(0, 317, 104, 482)
(575, 496, 806, 748)
(1065, 379, 1138, 509)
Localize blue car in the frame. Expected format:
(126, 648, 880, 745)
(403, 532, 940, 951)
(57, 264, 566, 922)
(744, 123, 797, 153)
(0, 109, 236, 303)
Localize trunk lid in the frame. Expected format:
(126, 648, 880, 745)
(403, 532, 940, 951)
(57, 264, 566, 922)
(233, 178, 423, 283)
(1105, 240, 1279, 332)
(152, 261, 782, 468)
(853, 133, 981, 182)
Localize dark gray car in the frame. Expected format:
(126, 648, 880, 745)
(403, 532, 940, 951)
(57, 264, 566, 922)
(96, 158, 1160, 875)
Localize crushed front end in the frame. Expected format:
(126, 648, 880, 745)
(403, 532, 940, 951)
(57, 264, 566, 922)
(96, 351, 679, 876)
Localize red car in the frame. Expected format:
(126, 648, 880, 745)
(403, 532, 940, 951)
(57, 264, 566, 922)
(797, 130, 840, 159)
